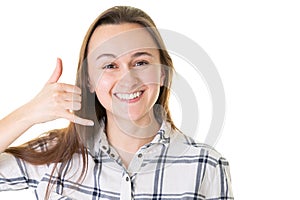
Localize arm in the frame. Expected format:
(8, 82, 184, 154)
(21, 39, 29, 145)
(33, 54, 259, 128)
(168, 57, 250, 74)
(200, 157, 234, 199)
(0, 104, 35, 153)
(0, 58, 94, 153)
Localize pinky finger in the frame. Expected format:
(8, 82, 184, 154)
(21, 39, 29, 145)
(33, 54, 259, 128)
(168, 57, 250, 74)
(66, 113, 94, 126)
(74, 116, 94, 126)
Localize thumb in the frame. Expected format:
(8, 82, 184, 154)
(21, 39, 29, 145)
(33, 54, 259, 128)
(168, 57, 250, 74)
(47, 58, 63, 84)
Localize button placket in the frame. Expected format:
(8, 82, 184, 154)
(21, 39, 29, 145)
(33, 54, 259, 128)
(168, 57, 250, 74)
(120, 173, 132, 200)
(128, 150, 145, 173)
(102, 145, 107, 150)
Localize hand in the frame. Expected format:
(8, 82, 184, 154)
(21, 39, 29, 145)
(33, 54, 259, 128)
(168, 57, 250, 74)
(26, 58, 94, 126)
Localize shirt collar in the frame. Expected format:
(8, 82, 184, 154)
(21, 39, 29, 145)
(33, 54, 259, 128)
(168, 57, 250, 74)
(149, 121, 171, 145)
(92, 121, 172, 156)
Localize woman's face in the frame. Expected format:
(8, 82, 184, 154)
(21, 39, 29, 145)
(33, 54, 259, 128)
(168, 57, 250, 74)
(87, 23, 164, 124)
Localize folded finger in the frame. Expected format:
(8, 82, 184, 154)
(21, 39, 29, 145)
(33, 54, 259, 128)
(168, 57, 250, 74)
(59, 83, 81, 94)
(62, 93, 82, 102)
(65, 113, 94, 126)
(65, 102, 82, 111)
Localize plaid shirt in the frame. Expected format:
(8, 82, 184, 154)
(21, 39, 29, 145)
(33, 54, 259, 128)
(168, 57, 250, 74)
(0, 122, 233, 199)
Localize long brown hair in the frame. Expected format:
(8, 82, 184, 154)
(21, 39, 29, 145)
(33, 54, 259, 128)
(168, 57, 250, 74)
(5, 5, 176, 198)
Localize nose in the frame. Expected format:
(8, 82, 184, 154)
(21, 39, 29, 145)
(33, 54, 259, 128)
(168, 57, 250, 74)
(116, 66, 140, 91)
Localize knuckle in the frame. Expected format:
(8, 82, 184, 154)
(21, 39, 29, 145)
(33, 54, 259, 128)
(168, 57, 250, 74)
(51, 83, 59, 90)
(52, 92, 61, 103)
(76, 87, 82, 94)
(73, 103, 81, 111)
(75, 95, 82, 102)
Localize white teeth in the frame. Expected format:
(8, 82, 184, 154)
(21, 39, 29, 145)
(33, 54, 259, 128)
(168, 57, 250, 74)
(116, 91, 142, 100)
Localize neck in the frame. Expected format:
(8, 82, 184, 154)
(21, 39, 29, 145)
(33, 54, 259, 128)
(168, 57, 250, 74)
(106, 111, 160, 154)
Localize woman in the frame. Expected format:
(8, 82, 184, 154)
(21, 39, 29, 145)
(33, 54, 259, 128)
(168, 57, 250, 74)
(0, 6, 233, 199)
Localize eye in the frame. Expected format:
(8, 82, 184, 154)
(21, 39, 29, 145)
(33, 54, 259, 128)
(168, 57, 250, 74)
(103, 63, 117, 69)
(135, 61, 149, 67)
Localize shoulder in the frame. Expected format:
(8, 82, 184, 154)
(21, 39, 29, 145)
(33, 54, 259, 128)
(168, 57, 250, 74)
(0, 152, 49, 180)
(169, 132, 234, 198)
(0, 152, 17, 165)
(169, 130, 229, 168)
(162, 123, 227, 166)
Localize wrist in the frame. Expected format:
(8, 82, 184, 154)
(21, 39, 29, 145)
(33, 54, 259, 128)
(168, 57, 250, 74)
(13, 102, 38, 127)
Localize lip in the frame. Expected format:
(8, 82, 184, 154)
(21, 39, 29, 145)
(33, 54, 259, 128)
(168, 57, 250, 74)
(114, 90, 145, 103)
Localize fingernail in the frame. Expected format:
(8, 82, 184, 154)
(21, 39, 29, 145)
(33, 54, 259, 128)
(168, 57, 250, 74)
(88, 121, 94, 126)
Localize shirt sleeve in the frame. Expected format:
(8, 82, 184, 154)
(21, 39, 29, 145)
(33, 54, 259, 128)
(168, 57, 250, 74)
(200, 156, 234, 199)
(0, 153, 47, 191)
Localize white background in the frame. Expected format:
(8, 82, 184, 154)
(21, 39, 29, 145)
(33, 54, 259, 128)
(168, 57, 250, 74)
(0, 0, 300, 199)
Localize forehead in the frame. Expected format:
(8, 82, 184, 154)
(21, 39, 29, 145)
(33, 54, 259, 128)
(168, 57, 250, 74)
(88, 23, 159, 59)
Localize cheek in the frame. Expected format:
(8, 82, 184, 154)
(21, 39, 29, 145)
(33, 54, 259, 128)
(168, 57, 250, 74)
(94, 75, 115, 104)
(137, 66, 162, 85)
(88, 67, 102, 92)
(147, 84, 161, 101)
(97, 77, 111, 91)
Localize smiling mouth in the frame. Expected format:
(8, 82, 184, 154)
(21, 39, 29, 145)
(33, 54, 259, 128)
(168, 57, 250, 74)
(114, 90, 144, 102)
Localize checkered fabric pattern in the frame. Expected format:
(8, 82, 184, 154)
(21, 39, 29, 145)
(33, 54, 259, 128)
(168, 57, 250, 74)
(0, 122, 233, 199)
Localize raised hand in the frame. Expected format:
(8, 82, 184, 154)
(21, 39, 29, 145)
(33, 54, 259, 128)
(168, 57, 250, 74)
(27, 58, 94, 126)
(0, 58, 94, 152)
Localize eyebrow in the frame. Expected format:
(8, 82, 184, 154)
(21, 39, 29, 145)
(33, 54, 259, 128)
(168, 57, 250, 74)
(96, 51, 154, 61)
(131, 51, 154, 58)
(96, 53, 116, 61)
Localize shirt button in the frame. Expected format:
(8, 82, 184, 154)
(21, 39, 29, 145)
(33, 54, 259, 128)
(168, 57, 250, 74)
(110, 153, 115, 158)
(125, 176, 130, 182)
(102, 145, 107, 150)
(137, 153, 143, 158)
